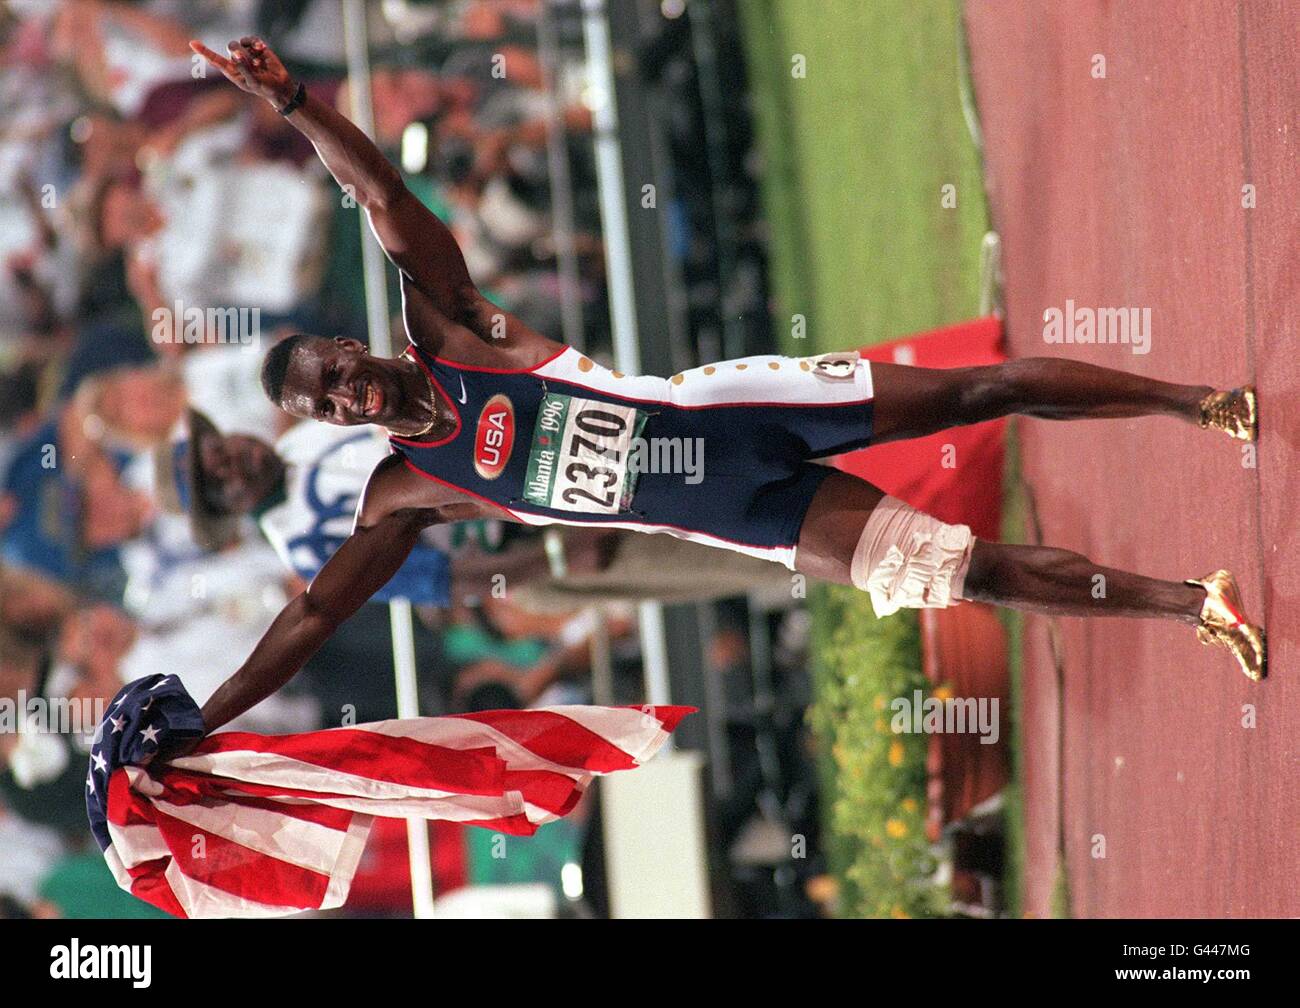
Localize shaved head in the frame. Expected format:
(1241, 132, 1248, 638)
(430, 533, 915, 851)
(261, 333, 323, 408)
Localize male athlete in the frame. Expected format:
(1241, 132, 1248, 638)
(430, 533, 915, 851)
(184, 36, 1263, 744)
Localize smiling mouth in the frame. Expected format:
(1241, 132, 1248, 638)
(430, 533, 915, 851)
(359, 380, 382, 419)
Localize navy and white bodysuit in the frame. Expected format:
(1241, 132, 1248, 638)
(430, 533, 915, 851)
(389, 343, 875, 569)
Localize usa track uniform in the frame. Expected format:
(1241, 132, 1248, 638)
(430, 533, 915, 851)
(390, 344, 875, 569)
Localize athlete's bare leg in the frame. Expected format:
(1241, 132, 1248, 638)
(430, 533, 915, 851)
(795, 471, 1204, 622)
(869, 357, 1216, 443)
(959, 543, 1204, 621)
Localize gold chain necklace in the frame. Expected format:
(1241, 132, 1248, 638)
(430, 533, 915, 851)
(395, 353, 438, 438)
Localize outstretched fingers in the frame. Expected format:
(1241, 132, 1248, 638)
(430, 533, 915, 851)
(210, 36, 293, 101)
(189, 40, 233, 73)
(189, 39, 251, 90)
(190, 37, 283, 96)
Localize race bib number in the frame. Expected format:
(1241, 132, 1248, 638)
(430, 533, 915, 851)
(523, 393, 647, 513)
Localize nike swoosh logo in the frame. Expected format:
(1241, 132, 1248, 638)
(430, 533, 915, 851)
(457, 375, 468, 404)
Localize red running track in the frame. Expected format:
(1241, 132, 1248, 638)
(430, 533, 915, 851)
(965, 0, 1298, 917)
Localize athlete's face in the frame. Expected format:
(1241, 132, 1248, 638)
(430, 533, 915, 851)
(195, 431, 284, 516)
(279, 337, 411, 428)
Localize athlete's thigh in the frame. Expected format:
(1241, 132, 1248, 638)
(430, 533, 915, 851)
(868, 361, 988, 443)
(793, 469, 886, 584)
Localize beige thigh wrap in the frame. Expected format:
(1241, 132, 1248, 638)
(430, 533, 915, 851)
(850, 495, 975, 617)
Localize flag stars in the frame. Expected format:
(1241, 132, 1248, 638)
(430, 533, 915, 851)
(92, 751, 108, 773)
(140, 724, 161, 745)
(110, 715, 126, 734)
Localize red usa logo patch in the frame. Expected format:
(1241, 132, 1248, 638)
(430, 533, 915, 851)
(474, 394, 515, 479)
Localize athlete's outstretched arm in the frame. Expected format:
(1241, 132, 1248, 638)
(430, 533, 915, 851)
(196, 509, 428, 736)
(190, 37, 475, 326)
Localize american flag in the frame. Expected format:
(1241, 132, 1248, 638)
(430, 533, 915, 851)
(88, 674, 692, 918)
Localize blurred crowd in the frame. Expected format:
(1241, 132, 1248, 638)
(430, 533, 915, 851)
(0, 0, 641, 918)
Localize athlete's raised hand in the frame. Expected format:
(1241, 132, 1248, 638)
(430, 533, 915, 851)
(193, 33, 556, 365)
(189, 36, 294, 107)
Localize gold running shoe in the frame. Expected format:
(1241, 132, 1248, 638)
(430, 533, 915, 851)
(1198, 386, 1257, 441)
(1184, 570, 1266, 681)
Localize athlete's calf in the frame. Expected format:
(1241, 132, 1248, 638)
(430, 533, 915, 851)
(868, 357, 1246, 443)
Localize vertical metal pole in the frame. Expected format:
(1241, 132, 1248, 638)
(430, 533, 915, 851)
(588, 607, 614, 707)
(342, 0, 437, 920)
(342, 1, 393, 359)
(537, 1, 586, 352)
(580, 0, 640, 373)
(580, 0, 673, 717)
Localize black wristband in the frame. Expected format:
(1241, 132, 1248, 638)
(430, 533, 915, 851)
(277, 81, 306, 116)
